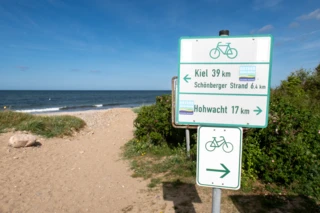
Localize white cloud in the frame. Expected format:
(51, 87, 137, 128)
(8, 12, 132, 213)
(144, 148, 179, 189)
(258, 24, 274, 32)
(301, 40, 320, 50)
(289, 22, 299, 28)
(253, 0, 282, 10)
(46, 0, 67, 8)
(298, 8, 320, 20)
(276, 30, 320, 48)
(251, 24, 274, 34)
(0, 5, 39, 29)
(279, 29, 320, 40)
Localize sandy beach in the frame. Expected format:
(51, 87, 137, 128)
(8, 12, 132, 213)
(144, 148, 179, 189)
(0, 108, 240, 213)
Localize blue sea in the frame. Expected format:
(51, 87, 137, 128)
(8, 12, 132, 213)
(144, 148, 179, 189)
(0, 90, 171, 113)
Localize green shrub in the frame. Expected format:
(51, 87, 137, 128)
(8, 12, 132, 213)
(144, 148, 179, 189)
(243, 65, 320, 199)
(242, 133, 265, 180)
(133, 94, 191, 147)
(130, 65, 320, 200)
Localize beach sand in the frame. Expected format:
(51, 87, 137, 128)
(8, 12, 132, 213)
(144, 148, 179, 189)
(0, 108, 239, 213)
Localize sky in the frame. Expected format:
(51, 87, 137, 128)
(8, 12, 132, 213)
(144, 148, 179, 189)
(0, 0, 319, 90)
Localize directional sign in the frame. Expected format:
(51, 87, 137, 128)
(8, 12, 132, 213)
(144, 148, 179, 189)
(197, 126, 242, 190)
(176, 35, 273, 128)
(183, 74, 191, 83)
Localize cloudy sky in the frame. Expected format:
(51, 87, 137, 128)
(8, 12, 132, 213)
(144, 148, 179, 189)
(0, 0, 319, 90)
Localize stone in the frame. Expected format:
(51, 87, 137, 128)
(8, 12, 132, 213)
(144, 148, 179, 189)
(8, 134, 37, 148)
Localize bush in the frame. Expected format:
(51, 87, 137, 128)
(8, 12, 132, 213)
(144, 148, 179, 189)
(131, 64, 320, 200)
(243, 65, 320, 199)
(133, 94, 192, 147)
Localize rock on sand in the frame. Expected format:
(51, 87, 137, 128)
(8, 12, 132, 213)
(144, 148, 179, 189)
(8, 134, 37, 148)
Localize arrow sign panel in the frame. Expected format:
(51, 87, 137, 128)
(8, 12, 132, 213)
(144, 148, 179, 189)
(206, 164, 230, 178)
(178, 94, 267, 127)
(183, 74, 191, 83)
(254, 106, 262, 115)
(197, 126, 243, 190)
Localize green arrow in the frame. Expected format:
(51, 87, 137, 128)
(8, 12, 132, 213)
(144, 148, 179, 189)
(253, 106, 262, 115)
(206, 163, 230, 178)
(183, 74, 191, 83)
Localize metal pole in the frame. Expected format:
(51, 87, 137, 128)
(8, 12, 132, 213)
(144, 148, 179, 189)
(211, 29, 230, 213)
(212, 188, 221, 213)
(185, 128, 190, 157)
(219, 30, 229, 36)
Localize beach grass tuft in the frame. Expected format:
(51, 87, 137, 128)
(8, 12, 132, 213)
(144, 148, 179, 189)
(0, 111, 86, 138)
(132, 107, 142, 114)
(132, 103, 153, 114)
(123, 139, 196, 182)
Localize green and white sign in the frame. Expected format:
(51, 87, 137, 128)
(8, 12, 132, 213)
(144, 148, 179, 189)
(197, 126, 242, 190)
(176, 35, 273, 128)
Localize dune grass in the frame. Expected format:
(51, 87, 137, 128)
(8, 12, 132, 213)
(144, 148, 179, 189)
(0, 111, 86, 138)
(132, 103, 154, 114)
(132, 107, 142, 114)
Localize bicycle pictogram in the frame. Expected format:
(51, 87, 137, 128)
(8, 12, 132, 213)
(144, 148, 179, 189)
(209, 42, 238, 59)
(205, 136, 233, 153)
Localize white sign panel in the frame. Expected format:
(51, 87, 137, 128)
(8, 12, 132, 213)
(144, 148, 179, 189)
(180, 36, 271, 63)
(176, 35, 273, 128)
(197, 126, 242, 190)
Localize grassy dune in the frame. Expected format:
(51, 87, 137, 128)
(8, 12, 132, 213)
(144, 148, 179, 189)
(0, 111, 86, 137)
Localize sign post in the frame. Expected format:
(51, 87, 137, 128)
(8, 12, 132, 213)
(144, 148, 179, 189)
(171, 76, 197, 158)
(176, 34, 273, 127)
(174, 30, 273, 213)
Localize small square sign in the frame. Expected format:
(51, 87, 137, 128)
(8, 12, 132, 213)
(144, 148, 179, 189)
(197, 126, 243, 190)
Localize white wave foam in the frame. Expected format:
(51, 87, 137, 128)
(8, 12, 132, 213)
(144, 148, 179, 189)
(94, 104, 103, 107)
(15, 108, 60, 113)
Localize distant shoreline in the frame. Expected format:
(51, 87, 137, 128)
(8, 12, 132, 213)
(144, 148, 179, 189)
(39, 108, 115, 116)
(2, 105, 147, 115)
(1, 90, 170, 114)
(35, 106, 145, 115)
(0, 89, 171, 91)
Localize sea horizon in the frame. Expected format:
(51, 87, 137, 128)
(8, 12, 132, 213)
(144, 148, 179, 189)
(0, 90, 171, 114)
(0, 89, 171, 91)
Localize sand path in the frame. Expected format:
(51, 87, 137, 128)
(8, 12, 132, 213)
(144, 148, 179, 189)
(0, 108, 239, 213)
(0, 109, 150, 213)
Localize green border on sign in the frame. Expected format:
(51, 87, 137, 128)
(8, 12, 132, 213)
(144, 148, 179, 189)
(176, 34, 274, 128)
(196, 126, 243, 189)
